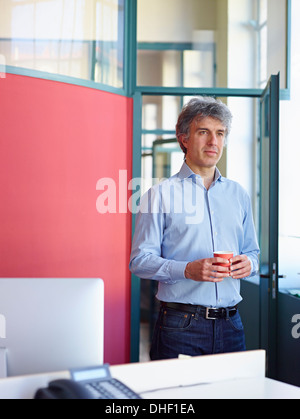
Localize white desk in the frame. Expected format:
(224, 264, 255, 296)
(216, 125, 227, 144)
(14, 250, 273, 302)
(111, 351, 300, 399)
(0, 351, 299, 399)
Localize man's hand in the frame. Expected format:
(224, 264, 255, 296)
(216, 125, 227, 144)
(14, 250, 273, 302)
(230, 255, 251, 279)
(185, 258, 231, 283)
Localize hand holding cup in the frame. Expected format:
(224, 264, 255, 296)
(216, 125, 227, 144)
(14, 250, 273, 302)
(213, 251, 234, 273)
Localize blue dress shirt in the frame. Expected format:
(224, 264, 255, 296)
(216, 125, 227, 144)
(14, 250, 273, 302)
(129, 162, 260, 308)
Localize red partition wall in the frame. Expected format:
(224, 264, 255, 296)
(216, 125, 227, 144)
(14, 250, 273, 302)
(0, 74, 133, 365)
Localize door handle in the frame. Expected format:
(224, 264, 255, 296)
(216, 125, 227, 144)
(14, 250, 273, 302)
(260, 263, 286, 300)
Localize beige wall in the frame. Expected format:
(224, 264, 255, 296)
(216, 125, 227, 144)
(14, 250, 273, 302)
(267, 0, 287, 89)
(137, 0, 217, 43)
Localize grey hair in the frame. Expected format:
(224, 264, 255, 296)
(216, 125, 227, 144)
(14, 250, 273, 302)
(176, 97, 233, 154)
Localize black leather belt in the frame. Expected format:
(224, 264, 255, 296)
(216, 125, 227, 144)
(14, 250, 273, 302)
(161, 302, 238, 320)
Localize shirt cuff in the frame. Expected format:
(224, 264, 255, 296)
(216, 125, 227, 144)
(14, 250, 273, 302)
(245, 255, 259, 278)
(168, 261, 189, 284)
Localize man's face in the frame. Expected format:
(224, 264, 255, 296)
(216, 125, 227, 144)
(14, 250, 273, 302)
(182, 116, 226, 170)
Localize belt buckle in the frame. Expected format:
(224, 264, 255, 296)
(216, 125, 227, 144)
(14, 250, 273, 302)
(206, 307, 217, 320)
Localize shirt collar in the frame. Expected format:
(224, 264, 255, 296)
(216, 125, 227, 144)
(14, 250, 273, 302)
(178, 161, 225, 183)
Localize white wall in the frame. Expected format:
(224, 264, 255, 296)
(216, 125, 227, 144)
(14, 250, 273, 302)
(278, 0, 300, 288)
(226, 0, 256, 203)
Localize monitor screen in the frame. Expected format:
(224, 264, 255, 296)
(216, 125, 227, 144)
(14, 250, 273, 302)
(0, 278, 104, 377)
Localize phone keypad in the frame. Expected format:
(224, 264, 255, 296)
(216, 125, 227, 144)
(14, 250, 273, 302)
(86, 379, 141, 399)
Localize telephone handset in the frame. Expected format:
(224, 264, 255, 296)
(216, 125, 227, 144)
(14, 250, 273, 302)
(35, 379, 94, 399)
(34, 364, 141, 400)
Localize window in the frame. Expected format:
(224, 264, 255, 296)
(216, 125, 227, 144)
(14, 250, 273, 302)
(137, 41, 216, 88)
(0, 0, 125, 88)
(137, 0, 289, 198)
(137, 0, 288, 90)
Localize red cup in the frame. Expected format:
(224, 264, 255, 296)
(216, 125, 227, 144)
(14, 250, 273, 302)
(213, 251, 234, 268)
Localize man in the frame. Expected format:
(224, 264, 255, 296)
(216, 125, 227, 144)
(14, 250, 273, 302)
(130, 97, 260, 360)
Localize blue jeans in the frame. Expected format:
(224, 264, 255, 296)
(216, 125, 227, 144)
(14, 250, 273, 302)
(150, 305, 246, 360)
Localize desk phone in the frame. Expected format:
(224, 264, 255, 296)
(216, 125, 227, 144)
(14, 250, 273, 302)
(34, 365, 141, 400)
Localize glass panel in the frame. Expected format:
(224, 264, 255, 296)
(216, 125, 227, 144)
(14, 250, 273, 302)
(142, 95, 261, 215)
(139, 93, 263, 362)
(142, 96, 182, 132)
(137, 44, 216, 88)
(137, 50, 183, 87)
(227, 97, 257, 193)
(137, 0, 288, 89)
(0, 0, 124, 88)
(153, 140, 182, 180)
(183, 49, 216, 88)
(141, 134, 182, 195)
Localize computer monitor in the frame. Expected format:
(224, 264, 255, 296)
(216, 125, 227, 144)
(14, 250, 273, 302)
(0, 278, 104, 378)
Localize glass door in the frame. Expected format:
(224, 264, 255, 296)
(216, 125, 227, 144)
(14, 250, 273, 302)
(259, 74, 280, 379)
